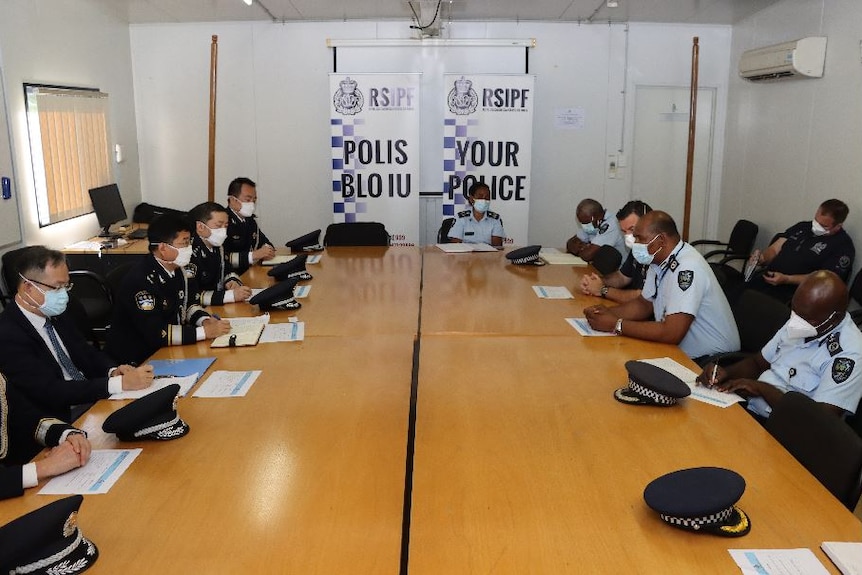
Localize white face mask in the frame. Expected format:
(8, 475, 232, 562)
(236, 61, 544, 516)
(238, 201, 255, 218)
(169, 244, 193, 268)
(204, 225, 228, 247)
(786, 310, 835, 340)
(624, 233, 636, 249)
(811, 219, 829, 236)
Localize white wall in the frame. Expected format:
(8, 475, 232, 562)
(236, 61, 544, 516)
(0, 0, 141, 249)
(130, 19, 732, 246)
(722, 0, 862, 272)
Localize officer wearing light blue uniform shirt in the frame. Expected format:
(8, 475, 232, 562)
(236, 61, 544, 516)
(698, 271, 862, 420)
(448, 182, 505, 246)
(583, 211, 739, 362)
(566, 199, 627, 262)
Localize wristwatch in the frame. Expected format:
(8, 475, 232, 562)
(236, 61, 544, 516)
(613, 318, 623, 335)
(600, 285, 609, 299)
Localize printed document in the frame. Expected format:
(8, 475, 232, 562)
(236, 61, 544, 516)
(640, 357, 744, 408)
(261, 254, 297, 266)
(436, 243, 498, 253)
(193, 370, 261, 398)
(533, 286, 574, 299)
(729, 549, 830, 575)
(39, 449, 142, 495)
(260, 322, 305, 343)
(566, 317, 615, 336)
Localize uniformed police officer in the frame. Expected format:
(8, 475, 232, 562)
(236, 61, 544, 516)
(447, 181, 505, 246)
(188, 201, 252, 306)
(106, 213, 231, 366)
(698, 270, 862, 421)
(584, 210, 740, 363)
(749, 199, 855, 303)
(224, 177, 276, 275)
(566, 198, 627, 262)
(1, 377, 91, 500)
(580, 200, 652, 303)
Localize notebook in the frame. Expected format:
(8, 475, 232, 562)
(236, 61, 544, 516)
(822, 542, 862, 575)
(210, 322, 265, 348)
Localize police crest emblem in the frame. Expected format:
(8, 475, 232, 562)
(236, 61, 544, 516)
(678, 270, 694, 291)
(135, 291, 156, 311)
(832, 358, 855, 384)
(447, 76, 478, 115)
(333, 76, 364, 115)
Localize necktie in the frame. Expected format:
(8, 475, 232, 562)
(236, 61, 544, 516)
(44, 319, 86, 381)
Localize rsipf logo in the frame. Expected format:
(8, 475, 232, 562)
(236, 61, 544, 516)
(447, 76, 478, 115)
(333, 76, 364, 115)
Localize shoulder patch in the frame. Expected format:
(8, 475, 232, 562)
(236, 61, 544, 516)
(185, 263, 198, 278)
(825, 332, 843, 357)
(668, 257, 679, 271)
(838, 255, 851, 269)
(457, 209, 472, 218)
(832, 357, 855, 384)
(598, 222, 609, 234)
(677, 270, 694, 291)
(135, 290, 156, 311)
(486, 211, 500, 220)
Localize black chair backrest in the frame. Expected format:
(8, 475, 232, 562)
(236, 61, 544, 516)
(68, 270, 113, 330)
(731, 288, 790, 353)
(0, 247, 26, 300)
(106, 261, 137, 301)
(591, 245, 622, 276)
(323, 222, 389, 247)
(766, 391, 862, 510)
(726, 219, 759, 256)
(437, 217, 456, 244)
(849, 269, 862, 308)
(132, 202, 187, 224)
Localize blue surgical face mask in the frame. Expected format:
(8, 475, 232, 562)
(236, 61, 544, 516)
(21, 275, 69, 317)
(631, 235, 660, 265)
(473, 199, 490, 214)
(581, 221, 598, 235)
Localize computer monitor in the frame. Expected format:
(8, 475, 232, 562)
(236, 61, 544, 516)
(88, 184, 127, 238)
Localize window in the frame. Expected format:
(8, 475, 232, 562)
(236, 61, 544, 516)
(24, 84, 112, 226)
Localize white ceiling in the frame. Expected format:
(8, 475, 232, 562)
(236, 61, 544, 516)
(90, 0, 782, 25)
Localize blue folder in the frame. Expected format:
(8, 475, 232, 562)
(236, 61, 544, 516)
(147, 357, 217, 381)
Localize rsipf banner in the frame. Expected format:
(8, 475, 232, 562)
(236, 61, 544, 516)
(329, 73, 421, 246)
(441, 74, 535, 245)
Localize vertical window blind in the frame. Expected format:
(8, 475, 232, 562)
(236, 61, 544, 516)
(24, 85, 112, 226)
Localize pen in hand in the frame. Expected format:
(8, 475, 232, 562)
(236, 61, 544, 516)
(709, 363, 719, 388)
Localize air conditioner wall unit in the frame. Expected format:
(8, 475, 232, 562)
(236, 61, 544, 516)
(739, 37, 827, 82)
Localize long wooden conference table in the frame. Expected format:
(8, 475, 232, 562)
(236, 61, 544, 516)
(1, 246, 859, 574)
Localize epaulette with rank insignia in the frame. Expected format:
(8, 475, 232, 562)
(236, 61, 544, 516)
(486, 211, 500, 220)
(457, 209, 472, 218)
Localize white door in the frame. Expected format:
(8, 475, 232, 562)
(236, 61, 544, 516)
(0, 66, 22, 248)
(631, 86, 715, 242)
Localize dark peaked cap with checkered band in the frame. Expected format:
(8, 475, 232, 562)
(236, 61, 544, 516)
(614, 360, 691, 406)
(284, 229, 323, 253)
(103, 383, 189, 441)
(643, 467, 751, 537)
(506, 245, 545, 266)
(0, 495, 99, 574)
(249, 277, 301, 310)
(267, 254, 312, 281)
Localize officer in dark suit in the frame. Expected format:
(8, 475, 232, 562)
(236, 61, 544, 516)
(188, 201, 252, 306)
(106, 213, 231, 366)
(1, 374, 91, 500)
(0, 246, 153, 422)
(224, 177, 276, 275)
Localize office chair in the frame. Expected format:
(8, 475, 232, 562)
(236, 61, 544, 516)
(323, 222, 390, 246)
(68, 270, 114, 348)
(848, 269, 862, 327)
(700, 288, 790, 367)
(766, 391, 862, 511)
(437, 217, 456, 244)
(690, 219, 759, 266)
(591, 245, 623, 276)
(106, 261, 137, 301)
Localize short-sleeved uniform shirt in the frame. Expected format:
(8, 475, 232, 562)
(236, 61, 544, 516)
(642, 242, 740, 360)
(746, 313, 862, 418)
(768, 221, 855, 281)
(448, 210, 505, 245)
(618, 252, 649, 291)
(574, 209, 628, 260)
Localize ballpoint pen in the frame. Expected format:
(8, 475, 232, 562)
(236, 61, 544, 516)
(710, 363, 719, 387)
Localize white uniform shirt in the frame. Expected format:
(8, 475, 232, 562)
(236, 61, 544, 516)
(642, 242, 740, 360)
(747, 313, 862, 418)
(448, 210, 505, 245)
(574, 209, 627, 259)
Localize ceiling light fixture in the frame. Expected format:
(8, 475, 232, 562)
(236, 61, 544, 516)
(243, 0, 253, 6)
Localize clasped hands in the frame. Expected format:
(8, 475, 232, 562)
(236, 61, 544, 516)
(583, 304, 618, 332)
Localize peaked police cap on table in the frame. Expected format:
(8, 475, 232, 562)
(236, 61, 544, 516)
(267, 254, 312, 281)
(506, 245, 545, 266)
(102, 383, 189, 441)
(284, 229, 323, 253)
(0, 495, 99, 574)
(249, 277, 302, 310)
(643, 467, 751, 537)
(615, 360, 691, 406)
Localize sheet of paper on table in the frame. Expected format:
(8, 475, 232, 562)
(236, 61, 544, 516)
(109, 373, 198, 400)
(193, 370, 262, 398)
(436, 243, 498, 253)
(260, 321, 305, 343)
(261, 255, 297, 266)
(39, 449, 142, 495)
(566, 317, 616, 337)
(539, 247, 588, 266)
(728, 549, 830, 575)
(640, 357, 744, 408)
(533, 285, 574, 299)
